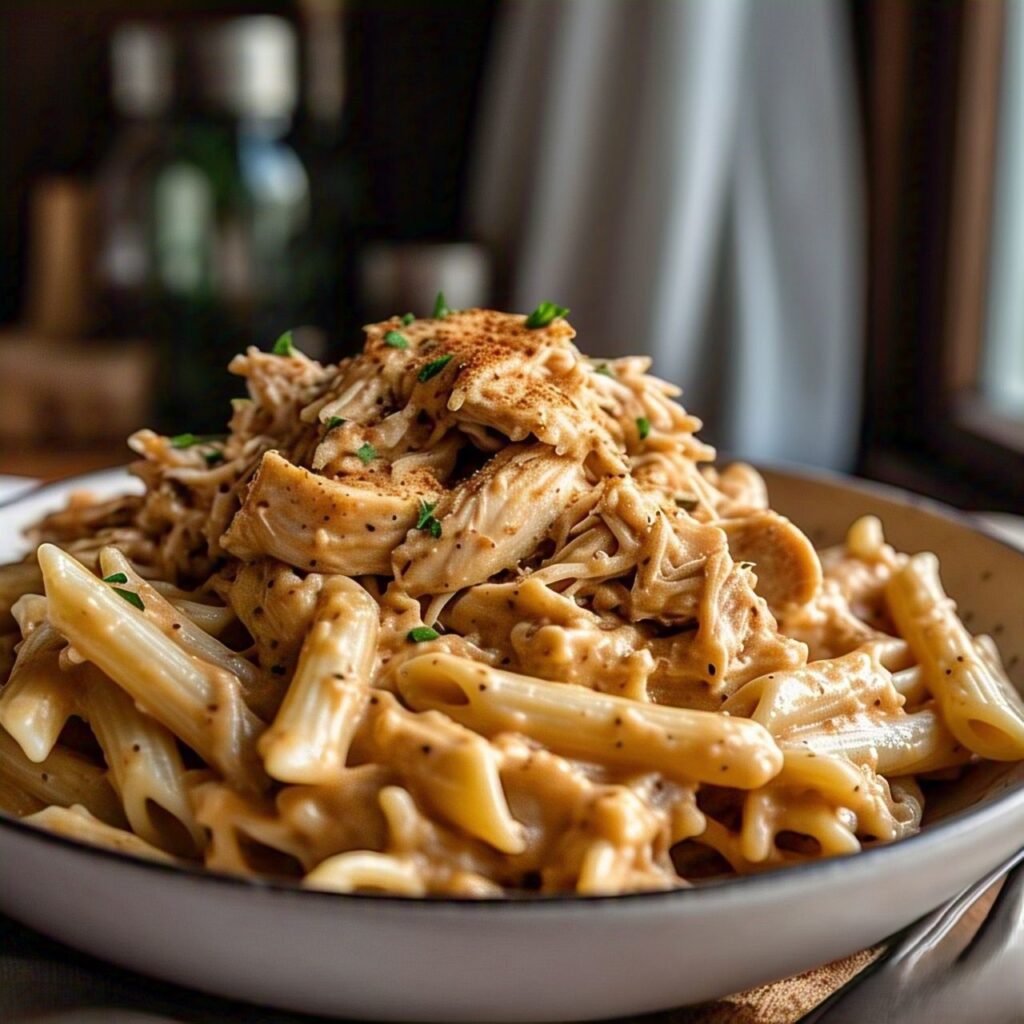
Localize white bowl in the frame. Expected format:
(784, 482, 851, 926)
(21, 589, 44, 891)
(1, 466, 1022, 1022)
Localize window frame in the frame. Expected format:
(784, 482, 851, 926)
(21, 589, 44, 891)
(857, 0, 1023, 511)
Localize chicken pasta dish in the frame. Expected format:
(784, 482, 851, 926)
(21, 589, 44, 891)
(2, 305, 1023, 897)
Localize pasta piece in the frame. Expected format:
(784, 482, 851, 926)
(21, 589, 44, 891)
(397, 653, 784, 788)
(79, 669, 204, 855)
(0, 728, 125, 826)
(259, 576, 378, 784)
(10, 593, 48, 635)
(892, 665, 928, 706)
(194, 765, 393, 875)
(782, 707, 970, 775)
(721, 648, 904, 736)
(22, 804, 175, 862)
(97, 548, 262, 700)
(303, 851, 427, 896)
(0, 776, 44, 817)
(0, 632, 17, 683)
(0, 623, 78, 761)
(37, 544, 266, 792)
(165, 596, 237, 637)
(887, 553, 1024, 760)
(758, 749, 922, 846)
(356, 694, 526, 854)
(0, 561, 43, 631)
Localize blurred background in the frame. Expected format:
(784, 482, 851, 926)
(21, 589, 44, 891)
(0, 0, 1020, 510)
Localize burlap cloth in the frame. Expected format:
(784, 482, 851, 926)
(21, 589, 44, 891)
(0, 912, 883, 1023)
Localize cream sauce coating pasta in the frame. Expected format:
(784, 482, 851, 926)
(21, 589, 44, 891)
(1, 307, 1022, 896)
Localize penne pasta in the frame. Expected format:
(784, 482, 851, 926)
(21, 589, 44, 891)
(887, 553, 1024, 760)
(397, 653, 784, 789)
(303, 851, 427, 895)
(0, 727, 125, 826)
(0, 561, 43, 632)
(97, 548, 263, 701)
(37, 544, 266, 792)
(0, 622, 79, 762)
(260, 576, 377, 784)
(22, 804, 176, 862)
(79, 668, 205, 856)
(721, 649, 903, 735)
(0, 775, 45, 817)
(358, 693, 526, 855)
(782, 707, 971, 776)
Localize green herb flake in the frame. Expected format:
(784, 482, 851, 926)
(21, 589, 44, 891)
(415, 499, 443, 538)
(401, 312, 415, 326)
(418, 354, 454, 383)
(272, 330, 296, 356)
(112, 587, 145, 611)
(636, 417, 651, 440)
(594, 364, 615, 378)
(356, 442, 377, 465)
(102, 572, 128, 585)
(407, 626, 440, 643)
(416, 500, 437, 529)
(384, 330, 409, 349)
(203, 450, 225, 467)
(325, 416, 345, 431)
(171, 432, 226, 449)
(525, 301, 570, 329)
(432, 291, 450, 319)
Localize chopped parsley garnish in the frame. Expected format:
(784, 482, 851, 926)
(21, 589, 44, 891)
(112, 587, 144, 611)
(408, 626, 440, 643)
(415, 499, 442, 538)
(203, 450, 225, 466)
(384, 329, 409, 349)
(432, 291, 450, 319)
(272, 330, 296, 356)
(170, 432, 227, 449)
(356, 442, 377, 465)
(325, 416, 345, 431)
(401, 312, 415, 326)
(636, 417, 651, 440)
(525, 301, 569, 329)
(594, 364, 615, 377)
(102, 572, 128, 585)
(418, 354, 454, 382)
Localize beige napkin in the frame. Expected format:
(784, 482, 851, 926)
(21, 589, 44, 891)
(649, 947, 884, 1023)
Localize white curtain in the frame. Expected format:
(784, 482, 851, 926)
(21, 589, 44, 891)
(469, 0, 863, 470)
